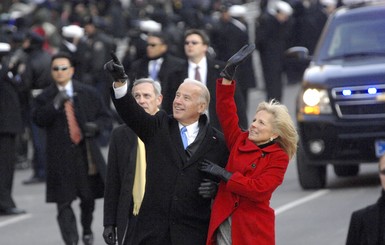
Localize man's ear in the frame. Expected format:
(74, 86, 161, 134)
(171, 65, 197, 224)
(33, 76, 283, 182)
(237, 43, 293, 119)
(157, 94, 163, 107)
(198, 102, 207, 114)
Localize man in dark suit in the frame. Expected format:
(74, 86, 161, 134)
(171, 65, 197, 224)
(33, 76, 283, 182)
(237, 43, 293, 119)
(255, 1, 294, 102)
(128, 32, 186, 115)
(33, 52, 112, 245)
(183, 29, 248, 131)
(210, 5, 257, 105)
(0, 42, 26, 215)
(104, 54, 229, 245)
(103, 78, 163, 245)
(346, 154, 385, 245)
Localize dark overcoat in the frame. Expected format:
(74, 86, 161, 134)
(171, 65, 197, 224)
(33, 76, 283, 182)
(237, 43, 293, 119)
(33, 80, 111, 203)
(111, 89, 229, 245)
(128, 53, 186, 114)
(346, 194, 383, 245)
(103, 125, 137, 245)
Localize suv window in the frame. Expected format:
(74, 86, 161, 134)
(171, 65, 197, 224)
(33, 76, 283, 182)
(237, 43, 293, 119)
(317, 16, 385, 61)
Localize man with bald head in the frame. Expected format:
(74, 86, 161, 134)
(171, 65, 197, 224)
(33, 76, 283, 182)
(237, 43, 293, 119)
(104, 54, 229, 245)
(346, 154, 385, 245)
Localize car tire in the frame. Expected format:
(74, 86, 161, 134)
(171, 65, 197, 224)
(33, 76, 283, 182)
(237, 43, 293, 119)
(297, 143, 327, 189)
(333, 165, 359, 177)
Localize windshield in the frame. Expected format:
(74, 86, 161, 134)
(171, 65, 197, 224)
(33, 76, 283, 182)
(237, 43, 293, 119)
(317, 16, 385, 61)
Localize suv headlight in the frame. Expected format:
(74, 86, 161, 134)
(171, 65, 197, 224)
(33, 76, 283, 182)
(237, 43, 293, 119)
(300, 88, 332, 115)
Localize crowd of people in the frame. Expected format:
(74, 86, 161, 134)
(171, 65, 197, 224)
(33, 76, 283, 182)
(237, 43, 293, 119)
(0, 0, 360, 245)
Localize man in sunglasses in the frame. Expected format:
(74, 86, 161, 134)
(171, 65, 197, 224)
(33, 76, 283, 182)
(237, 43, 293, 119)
(127, 32, 186, 115)
(346, 154, 385, 245)
(182, 28, 248, 132)
(33, 52, 112, 245)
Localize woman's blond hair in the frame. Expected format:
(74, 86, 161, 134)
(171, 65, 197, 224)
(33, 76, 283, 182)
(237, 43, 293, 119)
(256, 99, 298, 159)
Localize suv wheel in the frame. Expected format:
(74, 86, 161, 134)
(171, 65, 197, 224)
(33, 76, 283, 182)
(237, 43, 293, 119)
(333, 165, 359, 177)
(297, 144, 326, 189)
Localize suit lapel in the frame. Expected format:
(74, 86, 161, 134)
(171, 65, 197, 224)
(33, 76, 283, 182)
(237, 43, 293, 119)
(184, 116, 216, 168)
(184, 127, 216, 168)
(170, 120, 188, 165)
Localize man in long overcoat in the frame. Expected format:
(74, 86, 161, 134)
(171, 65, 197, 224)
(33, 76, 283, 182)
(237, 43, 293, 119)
(33, 52, 111, 245)
(103, 78, 163, 245)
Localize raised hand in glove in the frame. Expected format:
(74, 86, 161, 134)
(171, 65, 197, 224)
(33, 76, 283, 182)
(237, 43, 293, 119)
(198, 178, 219, 198)
(104, 51, 128, 82)
(199, 159, 232, 182)
(103, 225, 116, 245)
(84, 122, 100, 137)
(53, 90, 70, 109)
(220, 44, 256, 81)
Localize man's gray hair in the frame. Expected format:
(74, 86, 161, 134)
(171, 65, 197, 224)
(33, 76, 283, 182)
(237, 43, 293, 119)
(132, 78, 162, 96)
(182, 78, 210, 110)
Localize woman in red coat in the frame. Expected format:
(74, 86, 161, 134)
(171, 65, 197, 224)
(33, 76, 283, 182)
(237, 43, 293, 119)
(200, 44, 298, 245)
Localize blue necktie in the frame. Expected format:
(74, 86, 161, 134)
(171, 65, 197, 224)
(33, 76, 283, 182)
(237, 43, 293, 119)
(150, 60, 158, 80)
(181, 127, 188, 149)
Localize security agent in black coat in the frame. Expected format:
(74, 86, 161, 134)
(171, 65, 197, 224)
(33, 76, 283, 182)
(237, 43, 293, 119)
(33, 52, 112, 245)
(210, 5, 257, 104)
(346, 154, 385, 245)
(0, 42, 26, 215)
(183, 28, 248, 132)
(105, 54, 229, 245)
(346, 190, 385, 245)
(128, 32, 186, 115)
(103, 125, 138, 245)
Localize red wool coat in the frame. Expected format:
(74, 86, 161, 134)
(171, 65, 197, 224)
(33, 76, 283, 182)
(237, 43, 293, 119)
(206, 80, 290, 245)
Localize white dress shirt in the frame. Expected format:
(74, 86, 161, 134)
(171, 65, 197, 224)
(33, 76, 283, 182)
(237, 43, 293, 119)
(188, 57, 207, 86)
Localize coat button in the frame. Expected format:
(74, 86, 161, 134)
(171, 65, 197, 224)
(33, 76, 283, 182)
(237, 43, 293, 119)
(173, 196, 178, 201)
(234, 202, 239, 208)
(251, 163, 256, 168)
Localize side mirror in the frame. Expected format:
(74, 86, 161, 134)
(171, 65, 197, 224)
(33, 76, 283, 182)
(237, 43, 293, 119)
(285, 46, 311, 61)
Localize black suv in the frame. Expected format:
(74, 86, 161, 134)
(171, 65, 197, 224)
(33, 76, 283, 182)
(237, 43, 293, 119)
(287, 2, 385, 189)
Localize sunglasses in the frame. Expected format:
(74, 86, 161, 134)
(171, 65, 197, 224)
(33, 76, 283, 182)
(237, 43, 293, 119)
(380, 169, 385, 175)
(184, 41, 202, 46)
(147, 43, 162, 47)
(52, 66, 69, 71)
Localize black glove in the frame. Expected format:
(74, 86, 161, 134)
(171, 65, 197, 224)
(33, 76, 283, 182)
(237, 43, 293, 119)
(84, 122, 100, 137)
(53, 90, 70, 109)
(198, 178, 218, 199)
(220, 43, 256, 80)
(199, 159, 232, 182)
(102, 225, 116, 245)
(104, 51, 128, 81)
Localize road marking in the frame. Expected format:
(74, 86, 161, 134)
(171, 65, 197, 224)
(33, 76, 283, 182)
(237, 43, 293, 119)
(275, 189, 330, 216)
(0, 214, 32, 228)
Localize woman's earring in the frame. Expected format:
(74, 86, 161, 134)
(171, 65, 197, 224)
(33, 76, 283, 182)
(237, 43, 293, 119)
(270, 137, 274, 142)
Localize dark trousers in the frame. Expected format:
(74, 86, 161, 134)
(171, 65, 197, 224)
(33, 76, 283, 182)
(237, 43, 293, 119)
(57, 197, 95, 245)
(30, 120, 47, 179)
(56, 146, 96, 245)
(0, 134, 17, 210)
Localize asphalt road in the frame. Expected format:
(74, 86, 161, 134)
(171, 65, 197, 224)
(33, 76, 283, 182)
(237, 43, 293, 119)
(1, 82, 382, 245)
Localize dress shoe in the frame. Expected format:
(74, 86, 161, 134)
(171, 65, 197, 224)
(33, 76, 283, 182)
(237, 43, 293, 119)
(23, 176, 45, 185)
(83, 233, 94, 245)
(0, 207, 26, 216)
